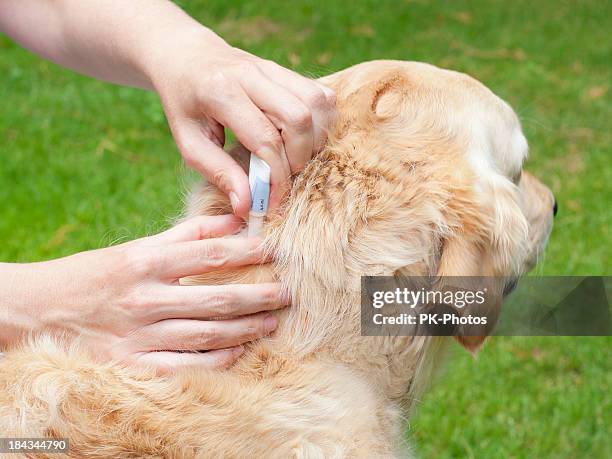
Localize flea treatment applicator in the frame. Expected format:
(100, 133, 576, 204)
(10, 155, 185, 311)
(247, 154, 271, 237)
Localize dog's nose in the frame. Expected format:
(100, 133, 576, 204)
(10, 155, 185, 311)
(553, 198, 558, 217)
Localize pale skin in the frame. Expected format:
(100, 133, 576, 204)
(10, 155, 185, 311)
(0, 0, 336, 371)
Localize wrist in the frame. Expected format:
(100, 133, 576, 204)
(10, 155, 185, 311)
(0, 253, 103, 348)
(140, 25, 230, 92)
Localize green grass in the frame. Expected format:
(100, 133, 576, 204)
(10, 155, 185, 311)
(0, 0, 610, 457)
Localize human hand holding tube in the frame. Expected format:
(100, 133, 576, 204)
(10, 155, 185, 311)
(152, 41, 336, 218)
(0, 0, 336, 217)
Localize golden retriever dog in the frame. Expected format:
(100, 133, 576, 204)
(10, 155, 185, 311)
(0, 61, 555, 458)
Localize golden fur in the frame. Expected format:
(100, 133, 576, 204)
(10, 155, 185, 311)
(0, 61, 554, 458)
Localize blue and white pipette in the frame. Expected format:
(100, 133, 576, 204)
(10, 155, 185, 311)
(247, 154, 271, 237)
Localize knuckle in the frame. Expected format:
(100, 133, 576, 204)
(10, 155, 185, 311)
(286, 107, 312, 132)
(200, 71, 238, 105)
(121, 287, 150, 315)
(206, 291, 238, 316)
(121, 248, 156, 278)
(261, 286, 280, 306)
(200, 326, 220, 348)
(206, 71, 231, 93)
(210, 169, 232, 193)
(305, 88, 328, 109)
(235, 61, 257, 75)
(200, 242, 230, 268)
(257, 129, 283, 155)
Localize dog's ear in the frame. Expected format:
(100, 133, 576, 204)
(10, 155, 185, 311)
(434, 177, 528, 353)
(433, 236, 507, 353)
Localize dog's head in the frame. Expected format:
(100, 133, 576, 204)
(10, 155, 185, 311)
(263, 61, 556, 353)
(319, 60, 555, 271)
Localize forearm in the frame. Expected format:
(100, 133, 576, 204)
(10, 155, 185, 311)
(0, 256, 102, 349)
(0, 0, 226, 89)
(0, 248, 120, 348)
(0, 263, 44, 348)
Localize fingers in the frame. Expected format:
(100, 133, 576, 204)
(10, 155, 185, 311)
(171, 118, 252, 217)
(259, 60, 336, 156)
(152, 215, 244, 245)
(134, 346, 245, 373)
(135, 312, 279, 352)
(200, 80, 291, 213)
(166, 57, 336, 216)
(156, 236, 266, 279)
(239, 69, 314, 173)
(148, 283, 289, 321)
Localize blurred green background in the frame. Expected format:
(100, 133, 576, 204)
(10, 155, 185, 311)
(0, 0, 610, 457)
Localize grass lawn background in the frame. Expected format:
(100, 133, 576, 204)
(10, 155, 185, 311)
(1, 1, 609, 457)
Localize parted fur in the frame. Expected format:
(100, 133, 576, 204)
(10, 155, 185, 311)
(0, 61, 554, 458)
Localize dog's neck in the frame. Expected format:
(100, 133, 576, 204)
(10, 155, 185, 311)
(196, 157, 443, 414)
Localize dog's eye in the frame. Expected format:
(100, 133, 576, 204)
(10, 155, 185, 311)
(511, 170, 522, 185)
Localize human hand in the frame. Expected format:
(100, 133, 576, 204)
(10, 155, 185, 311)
(146, 30, 336, 217)
(1, 1, 335, 216)
(0, 215, 287, 372)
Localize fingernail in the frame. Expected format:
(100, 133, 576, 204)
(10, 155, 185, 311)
(264, 314, 279, 333)
(229, 192, 239, 214)
(280, 289, 291, 305)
